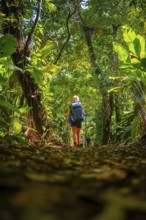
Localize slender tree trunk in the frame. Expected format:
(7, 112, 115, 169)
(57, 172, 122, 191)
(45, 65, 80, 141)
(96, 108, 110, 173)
(1, 0, 50, 137)
(102, 92, 114, 144)
(82, 25, 113, 144)
(112, 24, 121, 142)
(82, 26, 101, 75)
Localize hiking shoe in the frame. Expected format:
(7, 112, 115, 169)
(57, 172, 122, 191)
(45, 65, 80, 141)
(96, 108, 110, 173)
(77, 144, 83, 147)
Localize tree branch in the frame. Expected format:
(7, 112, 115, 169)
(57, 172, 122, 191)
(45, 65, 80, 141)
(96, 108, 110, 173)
(54, 3, 78, 64)
(25, 0, 42, 56)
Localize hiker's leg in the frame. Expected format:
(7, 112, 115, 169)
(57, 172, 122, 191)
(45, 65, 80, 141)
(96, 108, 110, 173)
(71, 126, 76, 145)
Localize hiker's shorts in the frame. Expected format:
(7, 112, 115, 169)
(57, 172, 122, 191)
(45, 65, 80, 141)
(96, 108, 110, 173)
(71, 119, 82, 128)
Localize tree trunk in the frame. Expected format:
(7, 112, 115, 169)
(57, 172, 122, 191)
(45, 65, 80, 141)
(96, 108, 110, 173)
(82, 25, 113, 144)
(112, 24, 121, 142)
(102, 92, 114, 144)
(82, 26, 101, 75)
(1, 0, 50, 138)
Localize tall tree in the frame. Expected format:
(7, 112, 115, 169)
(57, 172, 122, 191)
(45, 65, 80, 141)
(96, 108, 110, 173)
(0, 0, 50, 137)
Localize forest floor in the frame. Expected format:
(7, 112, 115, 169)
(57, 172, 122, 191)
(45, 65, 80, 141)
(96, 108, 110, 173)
(1, 141, 146, 220)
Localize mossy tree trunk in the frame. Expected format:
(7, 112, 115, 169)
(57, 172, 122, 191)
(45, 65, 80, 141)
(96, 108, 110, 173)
(1, 0, 50, 138)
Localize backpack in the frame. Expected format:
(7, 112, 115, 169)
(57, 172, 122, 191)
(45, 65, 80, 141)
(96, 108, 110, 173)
(71, 102, 84, 122)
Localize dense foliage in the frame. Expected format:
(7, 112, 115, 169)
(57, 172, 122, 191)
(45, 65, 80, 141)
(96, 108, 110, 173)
(0, 0, 146, 146)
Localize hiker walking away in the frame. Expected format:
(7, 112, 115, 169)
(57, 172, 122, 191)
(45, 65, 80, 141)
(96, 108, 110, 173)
(66, 95, 84, 146)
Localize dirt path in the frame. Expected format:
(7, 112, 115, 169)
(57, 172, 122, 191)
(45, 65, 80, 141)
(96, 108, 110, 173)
(0, 143, 146, 220)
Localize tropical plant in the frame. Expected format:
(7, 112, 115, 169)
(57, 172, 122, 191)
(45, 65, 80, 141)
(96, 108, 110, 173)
(112, 26, 146, 140)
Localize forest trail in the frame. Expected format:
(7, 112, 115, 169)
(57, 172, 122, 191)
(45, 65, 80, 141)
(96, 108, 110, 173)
(0, 142, 146, 220)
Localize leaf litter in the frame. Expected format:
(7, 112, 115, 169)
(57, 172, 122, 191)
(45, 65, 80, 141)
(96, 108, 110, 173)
(1, 142, 146, 220)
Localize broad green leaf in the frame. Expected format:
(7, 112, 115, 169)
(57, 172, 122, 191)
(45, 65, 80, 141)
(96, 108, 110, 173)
(0, 34, 17, 58)
(0, 75, 8, 86)
(109, 76, 122, 80)
(0, 64, 5, 73)
(108, 87, 122, 93)
(37, 40, 56, 59)
(109, 76, 128, 81)
(0, 99, 20, 113)
(42, 64, 61, 76)
(123, 28, 137, 55)
(141, 58, 146, 72)
(113, 42, 130, 63)
(131, 58, 140, 64)
(123, 27, 146, 59)
(19, 106, 30, 114)
(29, 67, 43, 85)
(137, 35, 146, 58)
(114, 27, 146, 75)
(119, 64, 134, 69)
(133, 38, 141, 58)
(13, 117, 22, 134)
(45, 0, 56, 12)
(0, 12, 5, 17)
